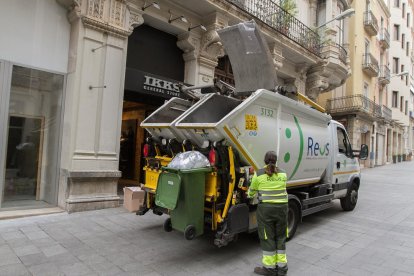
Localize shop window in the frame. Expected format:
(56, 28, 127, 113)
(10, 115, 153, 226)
(2, 65, 63, 209)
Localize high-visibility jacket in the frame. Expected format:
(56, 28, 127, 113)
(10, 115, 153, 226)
(248, 167, 288, 203)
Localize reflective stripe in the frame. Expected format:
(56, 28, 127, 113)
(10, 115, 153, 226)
(262, 254, 276, 267)
(263, 228, 267, 240)
(263, 251, 276, 256)
(277, 250, 286, 254)
(276, 253, 287, 264)
(277, 263, 287, 267)
(258, 189, 285, 195)
(258, 195, 288, 201)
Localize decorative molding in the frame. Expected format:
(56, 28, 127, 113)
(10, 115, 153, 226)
(60, 0, 133, 38)
(198, 12, 227, 62)
(128, 11, 144, 31)
(87, 0, 105, 21)
(296, 63, 310, 80)
(82, 16, 130, 38)
(68, 1, 82, 23)
(269, 42, 284, 71)
(306, 63, 330, 101)
(200, 28, 224, 61)
(110, 0, 126, 28)
(177, 32, 201, 61)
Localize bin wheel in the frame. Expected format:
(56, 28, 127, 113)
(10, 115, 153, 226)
(184, 225, 196, 240)
(163, 218, 172, 232)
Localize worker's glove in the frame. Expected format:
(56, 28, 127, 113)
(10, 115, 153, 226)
(249, 193, 259, 205)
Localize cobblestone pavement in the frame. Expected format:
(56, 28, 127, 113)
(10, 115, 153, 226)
(1, 161, 414, 276)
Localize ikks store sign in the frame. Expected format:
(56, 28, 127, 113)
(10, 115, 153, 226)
(125, 68, 182, 98)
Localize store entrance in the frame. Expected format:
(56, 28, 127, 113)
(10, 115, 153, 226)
(118, 101, 157, 194)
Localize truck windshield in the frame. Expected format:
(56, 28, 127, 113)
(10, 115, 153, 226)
(337, 127, 352, 157)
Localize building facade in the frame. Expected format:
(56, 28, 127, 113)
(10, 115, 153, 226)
(0, 0, 351, 212)
(319, 0, 391, 168)
(389, 0, 413, 162)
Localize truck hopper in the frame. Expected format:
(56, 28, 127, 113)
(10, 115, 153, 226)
(175, 89, 332, 186)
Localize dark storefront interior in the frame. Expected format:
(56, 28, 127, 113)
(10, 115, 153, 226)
(118, 24, 185, 191)
(119, 24, 234, 193)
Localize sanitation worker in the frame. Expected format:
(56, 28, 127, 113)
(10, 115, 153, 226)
(248, 151, 288, 276)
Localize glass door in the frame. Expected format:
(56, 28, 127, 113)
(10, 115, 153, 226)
(1, 64, 64, 210)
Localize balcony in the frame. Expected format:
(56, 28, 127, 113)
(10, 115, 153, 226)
(379, 28, 390, 49)
(362, 53, 379, 77)
(337, 43, 347, 64)
(379, 65, 390, 85)
(381, 105, 392, 121)
(226, 0, 321, 56)
(364, 11, 379, 36)
(326, 94, 381, 119)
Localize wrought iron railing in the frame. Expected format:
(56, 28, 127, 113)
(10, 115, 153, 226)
(225, 0, 321, 56)
(362, 53, 379, 73)
(380, 28, 390, 46)
(374, 103, 382, 117)
(326, 94, 381, 117)
(337, 43, 347, 63)
(382, 105, 392, 121)
(379, 65, 390, 82)
(363, 10, 378, 32)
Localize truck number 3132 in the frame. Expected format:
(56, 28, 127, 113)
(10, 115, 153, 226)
(261, 107, 274, 117)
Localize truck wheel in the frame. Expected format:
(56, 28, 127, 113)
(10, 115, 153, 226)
(184, 225, 196, 240)
(287, 200, 300, 240)
(340, 182, 358, 211)
(163, 218, 172, 232)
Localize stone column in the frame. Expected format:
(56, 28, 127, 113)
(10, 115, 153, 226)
(309, 0, 318, 27)
(59, 0, 142, 212)
(177, 32, 201, 85)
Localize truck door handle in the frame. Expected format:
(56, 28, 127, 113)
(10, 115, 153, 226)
(336, 162, 340, 169)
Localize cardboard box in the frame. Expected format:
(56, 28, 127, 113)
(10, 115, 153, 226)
(123, 186, 145, 212)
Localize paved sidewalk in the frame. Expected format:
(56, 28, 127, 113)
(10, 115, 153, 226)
(1, 161, 414, 276)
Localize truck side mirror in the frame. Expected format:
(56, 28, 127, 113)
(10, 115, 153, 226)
(359, 144, 368, 160)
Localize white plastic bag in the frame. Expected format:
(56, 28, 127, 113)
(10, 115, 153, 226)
(167, 151, 210, 169)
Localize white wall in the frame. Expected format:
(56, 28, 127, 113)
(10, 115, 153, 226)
(389, 3, 411, 126)
(0, 0, 70, 73)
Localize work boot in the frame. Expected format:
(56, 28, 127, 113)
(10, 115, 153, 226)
(276, 266, 288, 276)
(254, 266, 277, 276)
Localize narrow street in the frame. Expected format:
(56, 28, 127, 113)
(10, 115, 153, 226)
(1, 161, 414, 276)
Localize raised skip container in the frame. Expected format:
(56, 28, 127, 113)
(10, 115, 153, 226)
(175, 89, 332, 186)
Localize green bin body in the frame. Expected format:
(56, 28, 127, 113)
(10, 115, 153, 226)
(156, 167, 211, 238)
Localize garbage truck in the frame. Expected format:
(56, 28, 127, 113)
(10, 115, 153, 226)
(137, 21, 368, 246)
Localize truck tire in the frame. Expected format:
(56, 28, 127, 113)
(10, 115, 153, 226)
(287, 200, 300, 240)
(340, 182, 358, 211)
